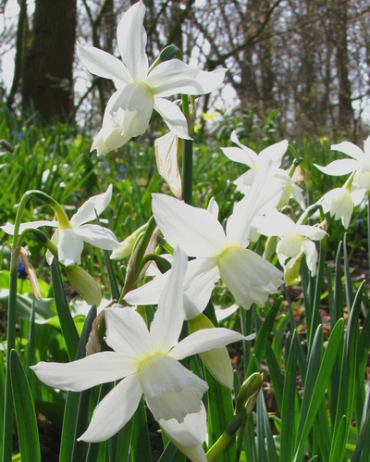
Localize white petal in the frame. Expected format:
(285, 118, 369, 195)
(30, 352, 133, 391)
(218, 247, 283, 309)
(116, 1, 148, 80)
(57, 229, 84, 266)
(70, 185, 113, 227)
(207, 197, 219, 218)
(1, 220, 57, 235)
(154, 98, 192, 140)
(189, 68, 226, 95)
(302, 240, 318, 275)
(78, 374, 142, 442)
(254, 211, 295, 237)
(170, 327, 251, 360)
(152, 194, 226, 257)
(148, 60, 200, 96)
(277, 232, 304, 258)
(221, 147, 257, 168)
(159, 405, 207, 460)
(259, 140, 288, 164)
(364, 136, 370, 156)
(331, 141, 365, 161)
(150, 247, 188, 351)
(294, 224, 326, 240)
(124, 272, 169, 306)
(314, 159, 359, 176)
(105, 307, 152, 357)
(77, 43, 131, 87)
(74, 224, 120, 250)
(91, 123, 131, 154)
(182, 258, 219, 319)
(140, 355, 208, 423)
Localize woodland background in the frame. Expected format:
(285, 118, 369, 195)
(1, 0, 370, 142)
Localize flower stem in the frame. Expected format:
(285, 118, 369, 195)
(181, 94, 194, 205)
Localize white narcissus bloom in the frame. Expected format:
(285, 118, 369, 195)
(1, 185, 119, 267)
(77, 1, 226, 154)
(221, 131, 305, 208)
(319, 184, 365, 229)
(149, 165, 283, 311)
(31, 248, 252, 458)
(255, 210, 326, 277)
(314, 135, 370, 191)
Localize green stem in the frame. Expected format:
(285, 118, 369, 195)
(368, 193, 370, 274)
(181, 94, 193, 205)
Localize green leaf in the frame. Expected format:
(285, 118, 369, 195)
(293, 318, 344, 461)
(329, 415, 347, 462)
(51, 258, 79, 360)
(279, 331, 298, 462)
(10, 350, 41, 462)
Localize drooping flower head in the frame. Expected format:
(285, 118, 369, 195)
(1, 185, 119, 266)
(78, 1, 226, 154)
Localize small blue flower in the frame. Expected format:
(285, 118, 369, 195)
(17, 258, 27, 279)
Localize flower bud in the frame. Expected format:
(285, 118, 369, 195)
(235, 372, 263, 416)
(65, 265, 102, 306)
(188, 313, 233, 389)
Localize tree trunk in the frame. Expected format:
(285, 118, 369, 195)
(22, 0, 77, 123)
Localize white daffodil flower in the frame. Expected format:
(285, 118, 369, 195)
(221, 131, 304, 208)
(148, 166, 283, 310)
(31, 248, 252, 453)
(77, 1, 226, 154)
(1, 185, 119, 266)
(319, 184, 365, 229)
(314, 135, 370, 191)
(255, 210, 326, 277)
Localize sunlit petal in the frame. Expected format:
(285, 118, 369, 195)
(58, 229, 84, 266)
(78, 374, 142, 442)
(331, 141, 365, 161)
(77, 43, 131, 87)
(150, 247, 188, 351)
(105, 307, 152, 357)
(70, 185, 113, 227)
(75, 224, 120, 250)
(314, 159, 358, 176)
(1, 220, 57, 235)
(140, 355, 208, 422)
(116, 0, 148, 80)
(154, 98, 192, 140)
(30, 352, 133, 391)
(152, 194, 226, 257)
(259, 140, 288, 164)
(170, 327, 251, 360)
(148, 60, 200, 96)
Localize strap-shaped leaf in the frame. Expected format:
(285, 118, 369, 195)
(10, 349, 41, 462)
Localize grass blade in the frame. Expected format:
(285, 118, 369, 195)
(10, 349, 41, 462)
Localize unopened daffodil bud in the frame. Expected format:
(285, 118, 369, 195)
(65, 265, 102, 306)
(188, 313, 234, 389)
(235, 372, 263, 416)
(111, 224, 148, 260)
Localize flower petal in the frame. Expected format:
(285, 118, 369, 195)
(154, 98, 192, 140)
(331, 141, 365, 161)
(1, 220, 57, 235)
(150, 247, 188, 351)
(78, 374, 142, 442)
(170, 328, 253, 361)
(70, 185, 113, 227)
(74, 224, 120, 250)
(221, 147, 257, 168)
(77, 43, 131, 87)
(57, 229, 84, 266)
(116, 0, 148, 80)
(218, 247, 283, 309)
(140, 355, 208, 423)
(30, 352, 133, 391)
(294, 224, 326, 240)
(159, 404, 207, 461)
(314, 159, 359, 176)
(105, 306, 152, 357)
(152, 194, 226, 257)
(148, 59, 200, 96)
(259, 140, 288, 164)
